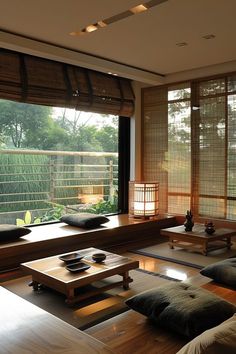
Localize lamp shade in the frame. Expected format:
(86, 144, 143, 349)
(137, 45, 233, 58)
(129, 181, 159, 218)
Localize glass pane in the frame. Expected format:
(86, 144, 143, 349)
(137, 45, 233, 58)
(168, 196, 190, 215)
(227, 94, 236, 219)
(0, 100, 119, 225)
(199, 78, 225, 96)
(199, 197, 225, 218)
(228, 75, 236, 92)
(168, 83, 191, 101)
(199, 97, 225, 201)
(143, 106, 168, 214)
(168, 101, 191, 213)
(227, 200, 236, 220)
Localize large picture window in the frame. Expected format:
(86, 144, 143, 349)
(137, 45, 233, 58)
(0, 49, 133, 226)
(0, 100, 121, 225)
(142, 74, 236, 221)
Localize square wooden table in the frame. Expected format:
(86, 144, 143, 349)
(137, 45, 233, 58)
(21, 247, 139, 305)
(160, 224, 235, 256)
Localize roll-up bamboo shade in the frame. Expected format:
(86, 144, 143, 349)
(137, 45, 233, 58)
(0, 49, 135, 117)
(142, 86, 168, 214)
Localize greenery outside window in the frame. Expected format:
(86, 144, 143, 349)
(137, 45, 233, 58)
(0, 100, 121, 225)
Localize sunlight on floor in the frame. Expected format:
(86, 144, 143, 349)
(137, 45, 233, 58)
(166, 269, 187, 281)
(74, 297, 119, 317)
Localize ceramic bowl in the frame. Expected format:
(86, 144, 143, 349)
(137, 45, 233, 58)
(92, 253, 106, 263)
(59, 252, 83, 264)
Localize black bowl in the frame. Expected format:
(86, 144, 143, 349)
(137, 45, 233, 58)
(66, 262, 91, 273)
(92, 253, 106, 263)
(59, 252, 83, 264)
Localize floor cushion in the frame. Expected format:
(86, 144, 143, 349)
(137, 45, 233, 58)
(0, 224, 31, 242)
(125, 282, 236, 338)
(200, 258, 236, 288)
(176, 313, 236, 354)
(60, 213, 109, 228)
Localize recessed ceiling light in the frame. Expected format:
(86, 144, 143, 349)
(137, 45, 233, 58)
(130, 4, 148, 14)
(176, 42, 188, 47)
(97, 21, 107, 28)
(108, 72, 118, 76)
(202, 34, 216, 40)
(70, 0, 168, 36)
(85, 25, 98, 33)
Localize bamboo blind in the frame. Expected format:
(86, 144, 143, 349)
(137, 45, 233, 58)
(0, 49, 135, 117)
(142, 86, 168, 214)
(142, 75, 236, 220)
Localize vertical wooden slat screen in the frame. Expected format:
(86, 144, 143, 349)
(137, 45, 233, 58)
(191, 81, 200, 216)
(0, 48, 135, 117)
(196, 79, 226, 218)
(142, 73, 236, 221)
(167, 83, 191, 215)
(142, 86, 168, 214)
(227, 75, 236, 219)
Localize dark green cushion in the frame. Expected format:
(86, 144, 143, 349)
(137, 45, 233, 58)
(125, 282, 236, 338)
(200, 258, 236, 288)
(60, 213, 109, 229)
(0, 224, 31, 242)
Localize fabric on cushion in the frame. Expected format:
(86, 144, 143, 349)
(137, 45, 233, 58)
(60, 213, 109, 228)
(125, 282, 236, 338)
(200, 258, 236, 288)
(176, 314, 236, 354)
(0, 224, 31, 242)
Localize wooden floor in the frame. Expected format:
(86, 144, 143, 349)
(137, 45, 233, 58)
(1, 244, 235, 354)
(85, 251, 236, 354)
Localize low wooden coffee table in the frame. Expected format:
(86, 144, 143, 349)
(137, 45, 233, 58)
(21, 247, 139, 305)
(161, 224, 235, 256)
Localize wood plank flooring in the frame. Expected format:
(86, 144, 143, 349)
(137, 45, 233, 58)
(86, 251, 236, 354)
(1, 244, 235, 354)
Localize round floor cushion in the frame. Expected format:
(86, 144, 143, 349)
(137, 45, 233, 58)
(125, 282, 236, 338)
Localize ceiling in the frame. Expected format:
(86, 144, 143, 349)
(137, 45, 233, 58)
(1, 0, 236, 78)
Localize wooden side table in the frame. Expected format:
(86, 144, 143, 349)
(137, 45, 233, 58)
(161, 224, 235, 255)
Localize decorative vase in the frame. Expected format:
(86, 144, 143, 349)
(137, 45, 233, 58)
(205, 221, 215, 235)
(184, 210, 194, 231)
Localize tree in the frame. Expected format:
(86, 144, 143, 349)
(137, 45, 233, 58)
(24, 119, 69, 150)
(55, 109, 118, 152)
(95, 125, 118, 152)
(0, 100, 52, 148)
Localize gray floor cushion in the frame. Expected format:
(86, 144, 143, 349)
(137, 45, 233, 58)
(200, 258, 236, 288)
(125, 282, 236, 338)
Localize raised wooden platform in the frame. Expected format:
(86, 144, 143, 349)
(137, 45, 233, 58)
(0, 286, 115, 354)
(0, 214, 176, 271)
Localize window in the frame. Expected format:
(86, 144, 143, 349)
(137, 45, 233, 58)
(0, 100, 122, 225)
(142, 74, 236, 221)
(0, 49, 134, 226)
